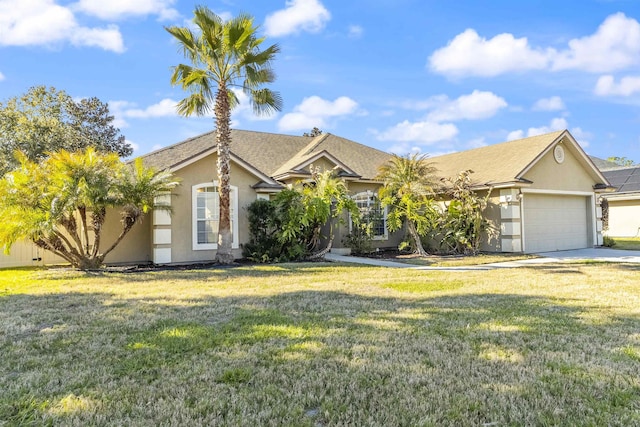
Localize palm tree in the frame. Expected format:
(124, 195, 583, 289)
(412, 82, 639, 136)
(0, 149, 178, 270)
(377, 153, 440, 256)
(166, 7, 282, 264)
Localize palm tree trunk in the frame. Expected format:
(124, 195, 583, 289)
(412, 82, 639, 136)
(407, 220, 428, 257)
(214, 85, 234, 264)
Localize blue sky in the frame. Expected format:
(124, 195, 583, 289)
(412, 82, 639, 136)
(1, 0, 640, 162)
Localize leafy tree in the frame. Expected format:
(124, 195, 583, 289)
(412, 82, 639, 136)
(377, 153, 440, 256)
(303, 127, 323, 137)
(0, 86, 131, 175)
(606, 156, 635, 167)
(166, 7, 281, 264)
(440, 170, 492, 255)
(0, 148, 178, 270)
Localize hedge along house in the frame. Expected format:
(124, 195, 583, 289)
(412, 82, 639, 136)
(430, 130, 612, 253)
(600, 165, 640, 237)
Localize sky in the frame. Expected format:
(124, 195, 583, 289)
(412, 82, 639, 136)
(1, 0, 640, 162)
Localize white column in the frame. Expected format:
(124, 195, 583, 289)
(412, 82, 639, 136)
(153, 193, 172, 264)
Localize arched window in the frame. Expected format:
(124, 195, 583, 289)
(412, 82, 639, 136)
(192, 183, 238, 250)
(352, 191, 388, 240)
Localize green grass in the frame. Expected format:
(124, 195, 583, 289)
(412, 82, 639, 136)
(1, 263, 639, 425)
(611, 237, 640, 250)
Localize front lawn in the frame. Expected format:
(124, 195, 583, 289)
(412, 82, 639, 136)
(1, 263, 639, 425)
(383, 252, 539, 267)
(611, 237, 640, 250)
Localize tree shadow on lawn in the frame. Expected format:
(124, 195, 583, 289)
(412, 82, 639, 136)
(1, 287, 639, 426)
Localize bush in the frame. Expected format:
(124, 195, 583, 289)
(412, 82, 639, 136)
(602, 235, 616, 247)
(343, 222, 374, 255)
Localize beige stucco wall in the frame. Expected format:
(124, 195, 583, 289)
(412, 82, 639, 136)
(607, 199, 640, 237)
(480, 194, 502, 252)
(103, 209, 153, 265)
(168, 153, 259, 263)
(522, 146, 596, 192)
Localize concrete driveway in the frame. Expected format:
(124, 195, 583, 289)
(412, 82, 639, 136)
(535, 247, 640, 263)
(326, 247, 640, 270)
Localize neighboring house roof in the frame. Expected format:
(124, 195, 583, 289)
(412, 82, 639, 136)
(589, 156, 621, 171)
(602, 166, 640, 193)
(429, 130, 608, 188)
(139, 129, 391, 182)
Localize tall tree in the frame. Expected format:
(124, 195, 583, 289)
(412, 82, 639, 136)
(0, 149, 178, 270)
(0, 86, 131, 175)
(377, 153, 440, 256)
(166, 7, 281, 264)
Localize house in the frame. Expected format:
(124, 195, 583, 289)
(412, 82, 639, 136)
(0, 128, 612, 268)
(102, 129, 401, 265)
(600, 166, 640, 237)
(429, 130, 611, 253)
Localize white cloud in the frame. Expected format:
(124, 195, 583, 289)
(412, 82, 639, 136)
(348, 25, 363, 39)
(506, 130, 525, 141)
(74, 0, 179, 21)
(532, 96, 565, 111)
(278, 96, 358, 131)
(426, 90, 508, 122)
(0, 0, 124, 52)
(109, 99, 180, 128)
(429, 13, 640, 78)
(264, 0, 331, 37)
(126, 139, 139, 154)
(552, 13, 640, 73)
(594, 74, 640, 96)
(569, 127, 592, 148)
(0, 71, 4, 81)
(466, 137, 487, 149)
(429, 29, 551, 77)
(526, 117, 569, 137)
(125, 98, 179, 118)
(508, 117, 568, 141)
(376, 120, 458, 145)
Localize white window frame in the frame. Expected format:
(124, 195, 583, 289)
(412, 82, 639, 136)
(351, 191, 388, 241)
(192, 182, 239, 250)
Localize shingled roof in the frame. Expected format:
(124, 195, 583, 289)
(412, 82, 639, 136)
(138, 129, 391, 181)
(429, 131, 565, 186)
(602, 166, 640, 193)
(429, 130, 608, 188)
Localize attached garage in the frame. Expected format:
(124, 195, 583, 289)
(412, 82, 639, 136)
(523, 193, 590, 253)
(431, 129, 610, 254)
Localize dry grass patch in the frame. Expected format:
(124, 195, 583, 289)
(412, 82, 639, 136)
(1, 263, 639, 425)
(390, 252, 539, 267)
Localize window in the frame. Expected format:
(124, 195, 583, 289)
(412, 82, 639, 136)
(352, 191, 387, 240)
(192, 183, 238, 250)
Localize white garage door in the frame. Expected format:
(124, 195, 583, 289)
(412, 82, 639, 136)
(523, 194, 589, 253)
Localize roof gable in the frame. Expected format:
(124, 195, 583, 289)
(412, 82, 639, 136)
(137, 129, 391, 183)
(430, 130, 609, 188)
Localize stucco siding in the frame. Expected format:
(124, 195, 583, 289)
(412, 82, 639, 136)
(522, 147, 596, 192)
(607, 199, 640, 237)
(169, 153, 259, 263)
(103, 209, 153, 265)
(480, 194, 502, 252)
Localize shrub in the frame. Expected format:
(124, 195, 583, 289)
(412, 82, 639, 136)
(602, 235, 616, 247)
(343, 222, 374, 255)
